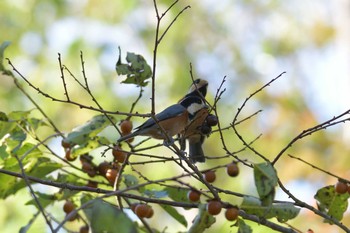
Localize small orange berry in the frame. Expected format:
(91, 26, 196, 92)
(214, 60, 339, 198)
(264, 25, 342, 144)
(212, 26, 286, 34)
(63, 200, 75, 214)
(112, 146, 127, 163)
(106, 168, 118, 185)
(225, 207, 239, 221)
(335, 181, 348, 194)
(226, 162, 239, 177)
(207, 200, 222, 215)
(187, 190, 201, 202)
(135, 204, 151, 218)
(203, 170, 216, 183)
(120, 120, 133, 134)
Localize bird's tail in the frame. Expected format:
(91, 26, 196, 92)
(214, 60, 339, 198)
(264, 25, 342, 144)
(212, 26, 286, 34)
(189, 141, 205, 163)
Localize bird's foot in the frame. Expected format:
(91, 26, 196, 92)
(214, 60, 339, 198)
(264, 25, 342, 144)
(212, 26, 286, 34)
(163, 137, 175, 147)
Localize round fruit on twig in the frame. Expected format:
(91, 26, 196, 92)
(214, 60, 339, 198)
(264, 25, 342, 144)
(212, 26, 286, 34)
(98, 161, 112, 176)
(145, 207, 154, 218)
(130, 203, 138, 212)
(135, 204, 152, 218)
(206, 114, 218, 127)
(106, 168, 118, 185)
(335, 181, 348, 194)
(206, 200, 222, 215)
(63, 200, 75, 214)
(82, 161, 94, 172)
(203, 170, 216, 183)
(79, 225, 89, 233)
(120, 120, 133, 134)
(81, 161, 96, 177)
(225, 207, 239, 221)
(187, 190, 201, 202)
(200, 125, 212, 135)
(112, 145, 127, 163)
(226, 162, 239, 177)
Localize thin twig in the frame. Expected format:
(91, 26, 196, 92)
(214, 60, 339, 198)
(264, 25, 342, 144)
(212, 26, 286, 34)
(287, 154, 350, 183)
(157, 5, 191, 43)
(231, 72, 286, 162)
(7, 58, 149, 117)
(58, 53, 70, 101)
(14, 154, 54, 232)
(272, 110, 350, 165)
(6, 61, 64, 137)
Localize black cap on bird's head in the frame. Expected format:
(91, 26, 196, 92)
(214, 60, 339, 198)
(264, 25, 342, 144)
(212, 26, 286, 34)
(187, 79, 208, 98)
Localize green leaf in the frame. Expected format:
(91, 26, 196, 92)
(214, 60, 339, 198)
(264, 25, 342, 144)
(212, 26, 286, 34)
(188, 204, 215, 233)
(241, 196, 300, 222)
(70, 136, 111, 158)
(82, 198, 137, 233)
(27, 118, 48, 130)
(64, 115, 115, 145)
(25, 192, 56, 209)
(0, 145, 8, 161)
(63, 115, 115, 158)
(254, 162, 277, 206)
(1, 143, 43, 171)
(0, 121, 16, 139)
(116, 49, 152, 87)
(123, 174, 139, 187)
(26, 158, 62, 177)
(0, 111, 8, 121)
(19, 211, 39, 233)
(236, 218, 252, 233)
(0, 153, 61, 198)
(9, 160, 61, 197)
(0, 173, 17, 198)
(164, 186, 189, 204)
(5, 127, 27, 153)
(8, 110, 32, 121)
(314, 185, 349, 223)
(16, 143, 42, 159)
(160, 204, 188, 227)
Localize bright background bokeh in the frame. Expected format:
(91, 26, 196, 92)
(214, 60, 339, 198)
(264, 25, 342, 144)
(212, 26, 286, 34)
(1, 0, 350, 232)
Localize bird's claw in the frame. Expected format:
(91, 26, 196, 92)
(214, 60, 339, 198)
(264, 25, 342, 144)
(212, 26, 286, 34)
(163, 137, 175, 147)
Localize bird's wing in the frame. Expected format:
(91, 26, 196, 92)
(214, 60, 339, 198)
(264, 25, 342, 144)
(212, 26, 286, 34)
(135, 104, 186, 130)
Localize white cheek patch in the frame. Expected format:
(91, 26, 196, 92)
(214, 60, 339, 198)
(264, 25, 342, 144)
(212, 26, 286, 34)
(187, 103, 204, 115)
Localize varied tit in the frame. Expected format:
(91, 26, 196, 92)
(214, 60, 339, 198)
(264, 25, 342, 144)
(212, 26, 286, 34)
(117, 96, 205, 143)
(179, 79, 210, 163)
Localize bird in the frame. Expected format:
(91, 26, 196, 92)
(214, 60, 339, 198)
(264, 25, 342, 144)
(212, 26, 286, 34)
(179, 79, 210, 163)
(117, 96, 206, 143)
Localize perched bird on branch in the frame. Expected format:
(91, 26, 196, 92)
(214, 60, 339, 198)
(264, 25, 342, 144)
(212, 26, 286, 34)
(117, 96, 206, 143)
(179, 79, 212, 163)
